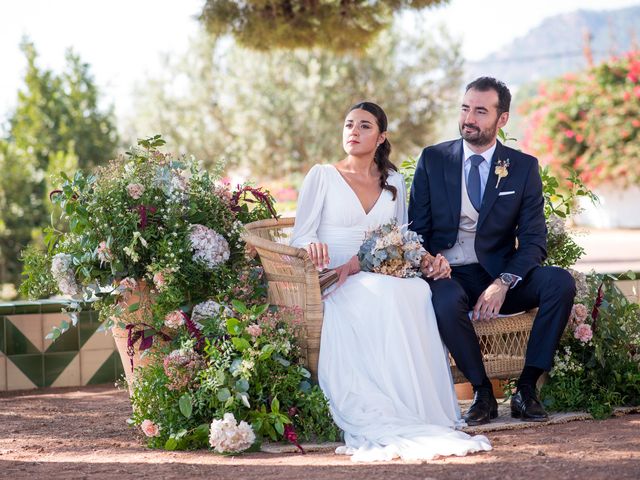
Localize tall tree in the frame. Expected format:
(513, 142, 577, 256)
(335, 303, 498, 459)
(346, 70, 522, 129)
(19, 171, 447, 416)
(9, 40, 118, 171)
(0, 141, 43, 287)
(2, 40, 118, 290)
(200, 0, 448, 52)
(129, 19, 462, 177)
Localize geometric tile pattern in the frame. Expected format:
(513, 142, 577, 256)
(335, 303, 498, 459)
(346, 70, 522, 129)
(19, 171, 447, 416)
(0, 302, 123, 391)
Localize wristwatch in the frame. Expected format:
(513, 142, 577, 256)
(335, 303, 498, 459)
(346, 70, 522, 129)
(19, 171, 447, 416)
(498, 273, 517, 287)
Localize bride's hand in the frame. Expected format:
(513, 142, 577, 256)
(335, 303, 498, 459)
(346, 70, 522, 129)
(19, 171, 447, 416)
(334, 255, 360, 280)
(306, 242, 330, 270)
(421, 253, 451, 280)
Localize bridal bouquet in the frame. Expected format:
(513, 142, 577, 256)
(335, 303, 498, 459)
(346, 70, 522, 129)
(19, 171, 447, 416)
(357, 220, 427, 278)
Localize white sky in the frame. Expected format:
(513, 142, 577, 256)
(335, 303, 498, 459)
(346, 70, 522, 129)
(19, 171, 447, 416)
(1, 0, 639, 125)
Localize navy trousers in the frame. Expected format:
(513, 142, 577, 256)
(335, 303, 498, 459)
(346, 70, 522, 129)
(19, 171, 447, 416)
(428, 263, 576, 386)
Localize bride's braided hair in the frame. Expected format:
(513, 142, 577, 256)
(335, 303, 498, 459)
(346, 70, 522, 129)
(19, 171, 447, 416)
(348, 102, 398, 200)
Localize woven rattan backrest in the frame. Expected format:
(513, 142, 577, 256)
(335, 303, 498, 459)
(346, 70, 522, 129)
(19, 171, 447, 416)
(243, 218, 323, 379)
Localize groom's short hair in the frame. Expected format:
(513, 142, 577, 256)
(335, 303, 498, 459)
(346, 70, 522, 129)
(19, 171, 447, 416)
(466, 77, 511, 115)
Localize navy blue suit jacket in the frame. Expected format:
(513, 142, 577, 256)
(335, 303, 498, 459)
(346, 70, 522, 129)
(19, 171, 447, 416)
(408, 139, 547, 280)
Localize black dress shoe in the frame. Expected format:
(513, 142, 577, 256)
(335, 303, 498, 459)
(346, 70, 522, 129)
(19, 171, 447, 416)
(510, 385, 549, 421)
(463, 388, 498, 426)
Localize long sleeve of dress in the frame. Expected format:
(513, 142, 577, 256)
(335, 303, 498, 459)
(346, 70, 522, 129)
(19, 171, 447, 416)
(392, 171, 409, 228)
(290, 165, 327, 248)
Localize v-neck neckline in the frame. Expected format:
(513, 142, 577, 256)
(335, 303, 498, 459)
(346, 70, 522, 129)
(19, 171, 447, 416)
(331, 165, 384, 216)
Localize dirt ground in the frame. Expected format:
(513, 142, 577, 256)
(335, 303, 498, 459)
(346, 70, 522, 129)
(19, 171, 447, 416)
(0, 385, 639, 480)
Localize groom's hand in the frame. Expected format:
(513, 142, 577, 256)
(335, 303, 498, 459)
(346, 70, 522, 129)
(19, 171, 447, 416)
(473, 280, 509, 321)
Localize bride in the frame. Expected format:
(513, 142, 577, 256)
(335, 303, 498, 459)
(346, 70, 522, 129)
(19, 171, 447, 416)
(290, 102, 492, 462)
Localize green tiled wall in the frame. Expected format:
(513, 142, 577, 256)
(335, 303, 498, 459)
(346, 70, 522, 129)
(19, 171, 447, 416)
(0, 301, 120, 391)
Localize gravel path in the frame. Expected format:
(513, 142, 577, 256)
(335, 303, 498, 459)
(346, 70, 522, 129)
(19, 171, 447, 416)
(1, 385, 639, 479)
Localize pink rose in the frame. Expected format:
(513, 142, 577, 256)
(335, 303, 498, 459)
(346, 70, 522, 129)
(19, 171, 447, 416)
(572, 303, 589, 324)
(165, 310, 185, 329)
(153, 271, 167, 290)
(574, 323, 593, 343)
(126, 183, 145, 199)
(246, 324, 262, 338)
(140, 419, 160, 437)
(97, 241, 112, 263)
(120, 277, 137, 291)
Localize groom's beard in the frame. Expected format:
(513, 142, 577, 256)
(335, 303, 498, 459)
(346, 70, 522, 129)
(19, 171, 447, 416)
(459, 121, 498, 147)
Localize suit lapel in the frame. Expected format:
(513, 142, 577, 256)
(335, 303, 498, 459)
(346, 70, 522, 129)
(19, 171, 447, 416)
(478, 140, 505, 228)
(444, 139, 463, 226)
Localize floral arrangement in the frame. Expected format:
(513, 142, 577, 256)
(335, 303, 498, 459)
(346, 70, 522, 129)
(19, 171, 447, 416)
(541, 272, 640, 418)
(357, 219, 426, 278)
(521, 49, 640, 188)
(20, 135, 275, 341)
(20, 135, 340, 453)
(130, 300, 340, 451)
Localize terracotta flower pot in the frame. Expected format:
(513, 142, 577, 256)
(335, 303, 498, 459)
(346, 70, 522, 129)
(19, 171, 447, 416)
(455, 380, 506, 400)
(111, 324, 159, 395)
(110, 280, 167, 395)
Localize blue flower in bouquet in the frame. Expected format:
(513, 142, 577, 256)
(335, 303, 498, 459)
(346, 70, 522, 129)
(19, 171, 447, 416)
(357, 219, 427, 278)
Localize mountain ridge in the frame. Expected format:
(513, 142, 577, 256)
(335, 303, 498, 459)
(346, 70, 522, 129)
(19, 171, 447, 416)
(466, 5, 640, 86)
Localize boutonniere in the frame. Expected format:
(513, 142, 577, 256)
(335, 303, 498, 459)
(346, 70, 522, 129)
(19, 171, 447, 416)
(494, 158, 510, 188)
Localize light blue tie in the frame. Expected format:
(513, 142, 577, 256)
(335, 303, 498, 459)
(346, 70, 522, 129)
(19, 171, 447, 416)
(467, 154, 484, 211)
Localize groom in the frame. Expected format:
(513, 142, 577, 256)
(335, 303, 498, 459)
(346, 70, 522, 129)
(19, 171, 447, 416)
(408, 77, 575, 425)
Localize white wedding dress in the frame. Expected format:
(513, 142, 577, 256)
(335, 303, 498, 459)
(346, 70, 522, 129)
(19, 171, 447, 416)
(291, 164, 492, 462)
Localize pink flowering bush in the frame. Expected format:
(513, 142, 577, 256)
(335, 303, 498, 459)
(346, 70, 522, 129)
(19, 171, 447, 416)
(521, 50, 640, 188)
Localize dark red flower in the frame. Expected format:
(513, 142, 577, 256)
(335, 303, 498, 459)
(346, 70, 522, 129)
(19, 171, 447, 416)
(283, 424, 305, 454)
(230, 185, 277, 219)
(590, 282, 605, 333)
(125, 323, 172, 372)
(132, 204, 158, 230)
(182, 311, 205, 351)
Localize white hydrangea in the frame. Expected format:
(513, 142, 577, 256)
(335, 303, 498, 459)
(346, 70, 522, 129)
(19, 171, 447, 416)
(57, 276, 80, 296)
(191, 300, 233, 325)
(569, 268, 589, 300)
(51, 253, 80, 296)
(547, 214, 566, 237)
(209, 413, 255, 453)
(189, 224, 230, 269)
(51, 253, 73, 278)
